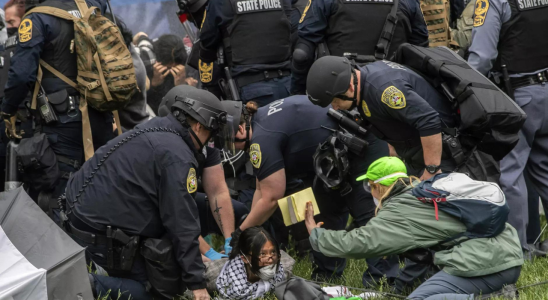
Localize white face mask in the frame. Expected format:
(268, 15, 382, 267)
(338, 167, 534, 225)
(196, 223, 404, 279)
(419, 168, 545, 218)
(258, 264, 277, 280)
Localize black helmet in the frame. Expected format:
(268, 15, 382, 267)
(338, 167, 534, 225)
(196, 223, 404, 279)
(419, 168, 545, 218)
(306, 56, 356, 108)
(313, 134, 352, 195)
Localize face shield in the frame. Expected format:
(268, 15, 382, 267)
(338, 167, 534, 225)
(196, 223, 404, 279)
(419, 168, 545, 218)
(219, 114, 236, 155)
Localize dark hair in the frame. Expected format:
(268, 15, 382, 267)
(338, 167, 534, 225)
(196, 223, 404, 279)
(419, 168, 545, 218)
(153, 34, 188, 66)
(229, 226, 280, 274)
(103, 13, 133, 47)
(4, 0, 25, 17)
(240, 101, 258, 125)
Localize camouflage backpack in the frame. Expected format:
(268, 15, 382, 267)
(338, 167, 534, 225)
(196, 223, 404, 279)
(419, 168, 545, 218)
(23, 0, 137, 159)
(420, 0, 458, 48)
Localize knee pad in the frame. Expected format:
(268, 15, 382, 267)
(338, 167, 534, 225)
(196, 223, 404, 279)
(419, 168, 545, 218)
(292, 42, 314, 72)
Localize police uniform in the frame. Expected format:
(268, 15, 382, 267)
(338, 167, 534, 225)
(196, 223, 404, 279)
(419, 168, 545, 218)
(290, 0, 429, 94)
(467, 0, 548, 251)
(250, 95, 388, 279)
(65, 115, 205, 299)
(355, 60, 458, 174)
(1, 0, 114, 200)
(199, 0, 296, 107)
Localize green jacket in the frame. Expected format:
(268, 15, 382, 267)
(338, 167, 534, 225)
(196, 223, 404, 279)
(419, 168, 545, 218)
(310, 182, 524, 277)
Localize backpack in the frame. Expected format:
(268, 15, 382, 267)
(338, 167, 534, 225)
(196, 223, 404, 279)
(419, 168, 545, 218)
(394, 43, 526, 160)
(411, 172, 509, 246)
(23, 0, 137, 160)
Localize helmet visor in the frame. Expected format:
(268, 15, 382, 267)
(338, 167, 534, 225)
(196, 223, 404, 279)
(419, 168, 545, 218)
(219, 114, 236, 156)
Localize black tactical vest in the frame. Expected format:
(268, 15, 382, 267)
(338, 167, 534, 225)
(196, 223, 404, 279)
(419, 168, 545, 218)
(32, 0, 80, 93)
(326, 0, 410, 58)
(224, 0, 291, 66)
(0, 35, 18, 99)
(495, 0, 548, 73)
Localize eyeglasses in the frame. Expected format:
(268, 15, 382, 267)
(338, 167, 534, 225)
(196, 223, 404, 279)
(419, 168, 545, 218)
(258, 251, 279, 260)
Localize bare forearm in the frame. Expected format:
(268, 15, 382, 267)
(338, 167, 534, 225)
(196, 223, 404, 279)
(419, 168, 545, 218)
(209, 192, 235, 238)
(199, 236, 211, 254)
(421, 133, 442, 166)
(240, 197, 279, 230)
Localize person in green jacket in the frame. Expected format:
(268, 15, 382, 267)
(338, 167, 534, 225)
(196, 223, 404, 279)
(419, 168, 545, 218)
(305, 157, 523, 299)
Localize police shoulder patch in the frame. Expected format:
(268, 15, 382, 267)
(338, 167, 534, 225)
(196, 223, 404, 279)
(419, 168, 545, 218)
(18, 19, 33, 43)
(199, 59, 213, 83)
(361, 99, 372, 117)
(299, 0, 312, 23)
(473, 0, 489, 27)
(187, 168, 198, 193)
(381, 86, 406, 109)
(250, 143, 262, 169)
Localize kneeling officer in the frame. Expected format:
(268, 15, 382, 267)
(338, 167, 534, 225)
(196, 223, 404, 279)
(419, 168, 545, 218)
(62, 86, 230, 300)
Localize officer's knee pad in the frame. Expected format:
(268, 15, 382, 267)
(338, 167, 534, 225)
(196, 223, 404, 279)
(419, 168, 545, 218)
(292, 42, 314, 72)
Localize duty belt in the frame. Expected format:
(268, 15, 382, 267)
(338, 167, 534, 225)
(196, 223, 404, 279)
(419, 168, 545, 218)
(67, 220, 131, 246)
(509, 71, 548, 90)
(235, 69, 291, 87)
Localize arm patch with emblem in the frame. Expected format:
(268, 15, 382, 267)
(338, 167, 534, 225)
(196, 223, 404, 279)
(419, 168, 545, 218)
(250, 143, 262, 168)
(473, 0, 489, 27)
(381, 86, 406, 109)
(199, 59, 214, 83)
(187, 168, 198, 193)
(18, 19, 33, 43)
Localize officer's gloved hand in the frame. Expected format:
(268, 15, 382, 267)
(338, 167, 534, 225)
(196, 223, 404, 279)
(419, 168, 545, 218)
(204, 248, 228, 261)
(224, 237, 232, 255)
(230, 227, 243, 248)
(1, 111, 22, 139)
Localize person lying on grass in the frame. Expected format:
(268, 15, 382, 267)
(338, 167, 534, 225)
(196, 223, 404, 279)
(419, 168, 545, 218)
(304, 156, 524, 300)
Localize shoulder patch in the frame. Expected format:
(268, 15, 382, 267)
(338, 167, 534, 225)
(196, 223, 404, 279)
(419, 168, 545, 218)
(361, 100, 372, 117)
(299, 0, 312, 23)
(18, 19, 33, 43)
(381, 86, 406, 109)
(473, 0, 489, 27)
(250, 143, 262, 169)
(199, 59, 213, 83)
(187, 168, 198, 193)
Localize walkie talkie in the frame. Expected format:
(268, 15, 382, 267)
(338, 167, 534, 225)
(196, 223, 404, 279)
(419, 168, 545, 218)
(36, 86, 58, 124)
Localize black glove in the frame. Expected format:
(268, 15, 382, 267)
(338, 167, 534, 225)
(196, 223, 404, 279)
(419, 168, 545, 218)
(230, 227, 242, 248)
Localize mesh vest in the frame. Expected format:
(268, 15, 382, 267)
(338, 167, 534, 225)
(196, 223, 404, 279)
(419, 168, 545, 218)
(326, 0, 409, 58)
(224, 0, 291, 66)
(495, 0, 548, 73)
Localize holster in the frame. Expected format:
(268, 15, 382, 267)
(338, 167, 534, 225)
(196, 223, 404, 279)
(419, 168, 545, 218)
(106, 226, 140, 272)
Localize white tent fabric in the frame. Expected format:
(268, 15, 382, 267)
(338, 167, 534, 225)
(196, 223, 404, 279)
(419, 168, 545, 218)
(0, 226, 48, 300)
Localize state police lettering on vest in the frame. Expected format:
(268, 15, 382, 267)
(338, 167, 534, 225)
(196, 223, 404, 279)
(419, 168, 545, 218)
(517, 0, 548, 9)
(236, 0, 282, 12)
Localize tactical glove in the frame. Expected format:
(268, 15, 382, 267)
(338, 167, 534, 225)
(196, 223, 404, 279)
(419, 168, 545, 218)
(204, 248, 228, 261)
(2, 111, 22, 139)
(230, 227, 242, 248)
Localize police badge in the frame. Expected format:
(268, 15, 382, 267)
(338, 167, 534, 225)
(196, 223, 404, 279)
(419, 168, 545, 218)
(250, 143, 262, 169)
(187, 168, 198, 193)
(381, 86, 406, 109)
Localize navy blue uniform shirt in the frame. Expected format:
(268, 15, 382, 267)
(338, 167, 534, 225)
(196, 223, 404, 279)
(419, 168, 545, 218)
(2, 0, 107, 115)
(67, 114, 206, 290)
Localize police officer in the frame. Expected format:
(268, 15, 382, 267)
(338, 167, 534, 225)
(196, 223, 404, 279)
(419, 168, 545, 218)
(198, 0, 296, 107)
(290, 0, 429, 95)
(63, 86, 232, 300)
(1, 0, 115, 201)
(467, 0, 548, 254)
(226, 95, 388, 279)
(307, 56, 460, 180)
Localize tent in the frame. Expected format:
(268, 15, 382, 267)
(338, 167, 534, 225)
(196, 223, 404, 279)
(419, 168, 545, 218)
(0, 187, 93, 300)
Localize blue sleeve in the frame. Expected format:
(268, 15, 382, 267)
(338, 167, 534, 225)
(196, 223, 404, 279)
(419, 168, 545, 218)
(2, 14, 46, 114)
(297, 0, 335, 44)
(400, 0, 429, 47)
(467, 0, 511, 75)
(199, 0, 233, 63)
(376, 79, 441, 136)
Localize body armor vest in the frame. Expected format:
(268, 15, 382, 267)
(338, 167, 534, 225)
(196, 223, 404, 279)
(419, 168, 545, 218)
(224, 0, 291, 67)
(0, 35, 18, 99)
(495, 0, 548, 73)
(326, 0, 409, 58)
(33, 0, 80, 93)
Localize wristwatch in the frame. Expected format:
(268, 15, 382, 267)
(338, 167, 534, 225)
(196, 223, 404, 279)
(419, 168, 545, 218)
(425, 165, 441, 174)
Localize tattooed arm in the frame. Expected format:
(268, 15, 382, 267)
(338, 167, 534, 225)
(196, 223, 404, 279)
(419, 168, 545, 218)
(202, 164, 235, 238)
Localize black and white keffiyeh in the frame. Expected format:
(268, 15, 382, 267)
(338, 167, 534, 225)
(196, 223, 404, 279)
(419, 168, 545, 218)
(215, 256, 285, 300)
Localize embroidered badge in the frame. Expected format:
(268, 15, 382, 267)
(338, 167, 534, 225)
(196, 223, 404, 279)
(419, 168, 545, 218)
(199, 60, 213, 83)
(474, 0, 489, 27)
(299, 0, 312, 23)
(18, 19, 32, 43)
(250, 143, 262, 169)
(361, 99, 372, 117)
(381, 86, 406, 109)
(187, 168, 198, 193)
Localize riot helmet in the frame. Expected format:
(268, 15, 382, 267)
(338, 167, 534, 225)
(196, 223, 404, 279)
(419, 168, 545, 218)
(160, 85, 233, 155)
(307, 56, 358, 108)
(313, 134, 352, 196)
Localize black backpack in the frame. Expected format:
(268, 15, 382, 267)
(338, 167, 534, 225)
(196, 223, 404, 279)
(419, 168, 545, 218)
(394, 44, 526, 160)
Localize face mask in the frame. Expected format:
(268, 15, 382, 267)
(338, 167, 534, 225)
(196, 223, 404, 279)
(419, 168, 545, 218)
(258, 264, 277, 280)
(7, 27, 17, 37)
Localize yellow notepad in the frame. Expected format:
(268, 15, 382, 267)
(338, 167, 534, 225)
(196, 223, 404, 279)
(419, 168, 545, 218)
(277, 187, 320, 226)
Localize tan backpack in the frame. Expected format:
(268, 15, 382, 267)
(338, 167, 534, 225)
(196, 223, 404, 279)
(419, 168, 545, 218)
(24, 0, 137, 160)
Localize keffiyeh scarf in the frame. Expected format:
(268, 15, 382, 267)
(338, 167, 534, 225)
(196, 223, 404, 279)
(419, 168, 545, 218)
(216, 256, 285, 300)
